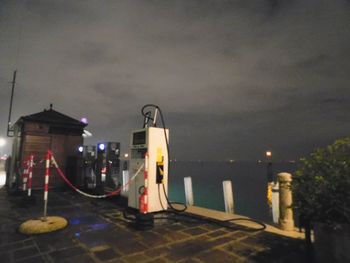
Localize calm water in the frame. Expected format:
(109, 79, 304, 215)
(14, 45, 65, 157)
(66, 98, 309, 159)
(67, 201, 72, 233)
(168, 161, 297, 223)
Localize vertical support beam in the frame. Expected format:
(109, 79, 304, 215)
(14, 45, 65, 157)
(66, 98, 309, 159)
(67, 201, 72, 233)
(184, 177, 194, 206)
(278, 172, 294, 231)
(7, 70, 17, 137)
(223, 180, 234, 214)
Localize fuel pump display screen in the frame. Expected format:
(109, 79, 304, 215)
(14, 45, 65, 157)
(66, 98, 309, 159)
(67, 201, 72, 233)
(133, 131, 146, 145)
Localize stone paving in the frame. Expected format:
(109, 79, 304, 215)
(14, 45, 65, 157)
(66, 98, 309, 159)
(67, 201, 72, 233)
(0, 187, 309, 262)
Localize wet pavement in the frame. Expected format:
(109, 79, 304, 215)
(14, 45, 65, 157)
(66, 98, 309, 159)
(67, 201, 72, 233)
(0, 187, 309, 262)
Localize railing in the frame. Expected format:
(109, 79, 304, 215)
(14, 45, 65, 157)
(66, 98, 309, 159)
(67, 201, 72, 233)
(180, 173, 294, 231)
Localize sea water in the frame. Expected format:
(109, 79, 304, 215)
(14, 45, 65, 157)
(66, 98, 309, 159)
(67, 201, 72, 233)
(168, 161, 297, 223)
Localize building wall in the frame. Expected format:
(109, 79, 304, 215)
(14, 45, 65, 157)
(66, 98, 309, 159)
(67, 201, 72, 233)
(13, 121, 83, 189)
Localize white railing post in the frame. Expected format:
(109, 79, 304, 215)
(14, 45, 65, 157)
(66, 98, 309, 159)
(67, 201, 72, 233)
(272, 182, 280, 224)
(223, 180, 234, 214)
(184, 177, 194, 206)
(121, 170, 129, 196)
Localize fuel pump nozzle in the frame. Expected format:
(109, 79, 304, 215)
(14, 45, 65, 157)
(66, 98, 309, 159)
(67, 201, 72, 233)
(142, 106, 159, 128)
(143, 111, 152, 128)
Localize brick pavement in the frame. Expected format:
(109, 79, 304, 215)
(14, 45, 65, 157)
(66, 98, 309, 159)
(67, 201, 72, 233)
(0, 187, 308, 262)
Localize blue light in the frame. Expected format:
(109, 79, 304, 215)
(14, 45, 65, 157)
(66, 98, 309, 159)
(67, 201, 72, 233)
(78, 146, 84, 153)
(70, 218, 81, 225)
(98, 143, 105, 151)
(80, 117, 88, 124)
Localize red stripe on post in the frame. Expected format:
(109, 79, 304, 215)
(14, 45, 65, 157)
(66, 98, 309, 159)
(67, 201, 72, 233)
(28, 155, 33, 189)
(44, 151, 51, 193)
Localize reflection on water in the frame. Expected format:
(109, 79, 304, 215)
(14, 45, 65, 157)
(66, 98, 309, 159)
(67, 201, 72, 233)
(168, 161, 297, 223)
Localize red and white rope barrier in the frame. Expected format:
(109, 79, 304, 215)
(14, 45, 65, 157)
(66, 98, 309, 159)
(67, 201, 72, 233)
(50, 153, 143, 199)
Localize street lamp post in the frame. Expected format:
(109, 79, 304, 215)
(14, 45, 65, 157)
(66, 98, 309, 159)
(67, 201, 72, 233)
(266, 151, 273, 182)
(265, 151, 274, 209)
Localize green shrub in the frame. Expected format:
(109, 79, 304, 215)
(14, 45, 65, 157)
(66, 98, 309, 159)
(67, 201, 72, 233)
(293, 137, 350, 227)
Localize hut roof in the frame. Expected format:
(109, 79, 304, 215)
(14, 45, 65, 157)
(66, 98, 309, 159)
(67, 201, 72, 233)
(19, 108, 87, 128)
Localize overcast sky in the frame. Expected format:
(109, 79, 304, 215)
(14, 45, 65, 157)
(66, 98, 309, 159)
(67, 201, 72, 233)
(0, 0, 349, 161)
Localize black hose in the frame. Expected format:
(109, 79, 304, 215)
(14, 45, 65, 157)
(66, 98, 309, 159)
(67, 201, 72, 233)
(158, 184, 166, 211)
(141, 104, 187, 213)
(223, 218, 267, 231)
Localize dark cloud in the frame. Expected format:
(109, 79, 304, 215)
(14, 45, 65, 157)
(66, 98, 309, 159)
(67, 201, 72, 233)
(64, 41, 119, 67)
(0, 0, 349, 160)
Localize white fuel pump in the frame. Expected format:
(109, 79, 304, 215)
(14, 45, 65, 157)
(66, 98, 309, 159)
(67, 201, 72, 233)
(127, 127, 169, 213)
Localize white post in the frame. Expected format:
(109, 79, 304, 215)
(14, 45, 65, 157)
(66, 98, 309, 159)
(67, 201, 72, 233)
(27, 155, 34, 197)
(121, 170, 129, 197)
(272, 182, 279, 224)
(223, 180, 234, 214)
(278, 172, 294, 231)
(184, 177, 194, 206)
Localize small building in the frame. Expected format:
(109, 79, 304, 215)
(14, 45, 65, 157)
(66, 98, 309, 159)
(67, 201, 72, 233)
(8, 105, 87, 189)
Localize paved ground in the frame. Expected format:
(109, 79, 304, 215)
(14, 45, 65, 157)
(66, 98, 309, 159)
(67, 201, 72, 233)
(0, 186, 309, 263)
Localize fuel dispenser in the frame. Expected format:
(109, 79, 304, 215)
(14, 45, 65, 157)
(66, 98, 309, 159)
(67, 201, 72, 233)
(96, 142, 121, 192)
(128, 127, 169, 213)
(66, 147, 84, 188)
(82, 145, 96, 189)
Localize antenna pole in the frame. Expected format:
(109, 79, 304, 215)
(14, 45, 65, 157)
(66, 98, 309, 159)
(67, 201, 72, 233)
(7, 70, 17, 137)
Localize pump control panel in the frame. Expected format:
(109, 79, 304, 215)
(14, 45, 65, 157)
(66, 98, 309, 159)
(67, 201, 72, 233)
(128, 127, 169, 213)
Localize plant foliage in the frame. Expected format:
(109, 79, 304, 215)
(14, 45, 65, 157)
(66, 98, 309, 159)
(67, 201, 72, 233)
(293, 137, 350, 227)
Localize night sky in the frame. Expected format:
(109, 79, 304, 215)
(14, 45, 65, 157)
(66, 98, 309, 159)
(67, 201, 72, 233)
(1, 0, 349, 161)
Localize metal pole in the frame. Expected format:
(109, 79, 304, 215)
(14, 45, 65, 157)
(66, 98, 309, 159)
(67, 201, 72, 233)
(7, 70, 17, 137)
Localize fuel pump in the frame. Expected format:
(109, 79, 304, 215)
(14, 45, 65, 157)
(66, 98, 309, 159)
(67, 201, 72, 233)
(128, 127, 169, 213)
(66, 146, 84, 188)
(82, 145, 96, 189)
(96, 142, 121, 192)
(124, 105, 189, 230)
